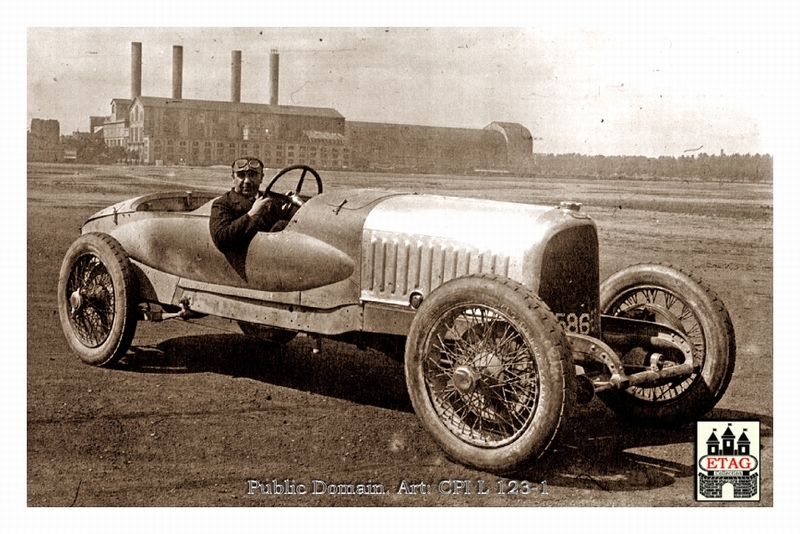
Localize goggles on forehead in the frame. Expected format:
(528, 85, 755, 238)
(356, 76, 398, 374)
(232, 157, 264, 172)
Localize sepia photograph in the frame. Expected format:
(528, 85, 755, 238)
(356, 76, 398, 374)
(11, 0, 796, 529)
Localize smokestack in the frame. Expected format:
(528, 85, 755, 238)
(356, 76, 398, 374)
(172, 45, 183, 100)
(131, 42, 142, 99)
(269, 48, 279, 106)
(231, 50, 242, 103)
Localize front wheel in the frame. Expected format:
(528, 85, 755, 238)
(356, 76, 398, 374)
(57, 233, 139, 366)
(597, 263, 735, 426)
(405, 274, 576, 474)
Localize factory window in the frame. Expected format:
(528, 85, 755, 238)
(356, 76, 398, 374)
(154, 139, 161, 146)
(276, 158, 283, 166)
(309, 147, 317, 156)
(192, 140, 199, 147)
(167, 140, 173, 146)
(217, 142, 224, 148)
(229, 143, 236, 149)
(252, 144, 259, 150)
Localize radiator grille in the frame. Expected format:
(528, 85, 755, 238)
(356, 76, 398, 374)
(361, 232, 511, 304)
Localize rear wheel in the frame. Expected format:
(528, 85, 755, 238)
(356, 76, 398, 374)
(57, 233, 138, 367)
(405, 274, 575, 474)
(598, 264, 735, 426)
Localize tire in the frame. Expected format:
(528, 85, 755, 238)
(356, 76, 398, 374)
(405, 274, 576, 474)
(57, 233, 139, 367)
(237, 321, 297, 345)
(597, 263, 735, 426)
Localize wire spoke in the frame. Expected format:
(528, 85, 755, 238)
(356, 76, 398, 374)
(424, 304, 540, 446)
(611, 286, 703, 403)
(66, 253, 116, 347)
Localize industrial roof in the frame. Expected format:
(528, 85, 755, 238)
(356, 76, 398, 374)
(132, 96, 344, 119)
(346, 120, 507, 147)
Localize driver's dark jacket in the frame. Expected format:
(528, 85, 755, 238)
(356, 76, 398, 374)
(209, 190, 280, 253)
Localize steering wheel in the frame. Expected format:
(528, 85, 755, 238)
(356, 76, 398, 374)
(262, 164, 323, 208)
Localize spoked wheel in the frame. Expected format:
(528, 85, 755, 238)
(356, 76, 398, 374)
(405, 274, 575, 474)
(598, 264, 735, 426)
(57, 233, 138, 367)
(431, 318, 540, 446)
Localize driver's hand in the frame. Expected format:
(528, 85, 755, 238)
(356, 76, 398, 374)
(247, 195, 272, 218)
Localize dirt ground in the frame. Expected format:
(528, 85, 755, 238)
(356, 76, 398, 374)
(26, 163, 773, 508)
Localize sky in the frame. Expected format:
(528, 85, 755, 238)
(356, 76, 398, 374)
(25, 21, 784, 158)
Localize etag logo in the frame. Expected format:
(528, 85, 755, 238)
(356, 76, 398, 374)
(696, 421, 760, 501)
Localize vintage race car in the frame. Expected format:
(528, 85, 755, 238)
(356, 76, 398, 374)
(58, 165, 735, 473)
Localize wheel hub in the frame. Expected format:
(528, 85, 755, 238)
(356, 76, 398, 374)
(69, 291, 84, 313)
(452, 366, 477, 393)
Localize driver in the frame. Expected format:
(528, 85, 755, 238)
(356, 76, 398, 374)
(209, 156, 286, 253)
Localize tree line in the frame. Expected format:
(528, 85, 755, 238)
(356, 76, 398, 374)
(525, 152, 772, 182)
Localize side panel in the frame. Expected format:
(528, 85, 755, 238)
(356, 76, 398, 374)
(104, 216, 354, 294)
(289, 189, 406, 309)
(176, 286, 363, 335)
(90, 189, 405, 303)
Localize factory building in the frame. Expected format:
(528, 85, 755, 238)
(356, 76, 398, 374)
(103, 99, 132, 148)
(27, 118, 63, 162)
(102, 42, 533, 174)
(128, 97, 348, 168)
(345, 121, 507, 173)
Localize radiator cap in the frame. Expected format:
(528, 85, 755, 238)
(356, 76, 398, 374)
(559, 201, 582, 211)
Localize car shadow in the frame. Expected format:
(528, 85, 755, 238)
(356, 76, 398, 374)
(520, 404, 773, 492)
(116, 332, 771, 493)
(116, 333, 413, 413)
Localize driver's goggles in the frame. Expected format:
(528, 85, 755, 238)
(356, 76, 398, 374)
(232, 158, 264, 172)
